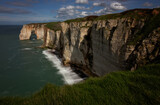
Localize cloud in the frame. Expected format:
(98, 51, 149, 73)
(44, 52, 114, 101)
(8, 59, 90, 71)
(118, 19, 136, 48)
(56, 5, 91, 19)
(143, 2, 153, 7)
(94, 7, 113, 15)
(81, 11, 88, 16)
(56, 1, 127, 20)
(59, 5, 90, 11)
(0, 6, 33, 14)
(93, 2, 106, 7)
(93, 2, 126, 15)
(110, 2, 127, 10)
(6, 1, 31, 7)
(76, 0, 88, 4)
(57, 6, 80, 19)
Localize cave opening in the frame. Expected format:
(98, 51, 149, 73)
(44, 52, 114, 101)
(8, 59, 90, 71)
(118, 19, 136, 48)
(30, 30, 37, 40)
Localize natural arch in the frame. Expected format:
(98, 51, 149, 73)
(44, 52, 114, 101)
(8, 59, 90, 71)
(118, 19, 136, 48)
(30, 30, 37, 40)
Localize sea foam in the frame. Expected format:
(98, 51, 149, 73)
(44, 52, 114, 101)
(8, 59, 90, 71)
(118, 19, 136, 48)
(21, 48, 32, 51)
(42, 49, 84, 85)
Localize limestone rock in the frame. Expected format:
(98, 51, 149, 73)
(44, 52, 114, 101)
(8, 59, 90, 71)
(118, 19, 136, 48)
(19, 24, 45, 40)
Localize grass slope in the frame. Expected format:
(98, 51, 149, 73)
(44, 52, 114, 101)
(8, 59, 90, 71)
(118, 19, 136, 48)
(45, 22, 61, 31)
(0, 64, 160, 105)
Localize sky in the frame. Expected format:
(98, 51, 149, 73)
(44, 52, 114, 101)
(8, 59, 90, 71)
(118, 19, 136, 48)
(0, 0, 160, 25)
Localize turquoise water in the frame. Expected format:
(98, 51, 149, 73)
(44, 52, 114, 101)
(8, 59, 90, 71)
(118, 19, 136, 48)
(0, 26, 64, 96)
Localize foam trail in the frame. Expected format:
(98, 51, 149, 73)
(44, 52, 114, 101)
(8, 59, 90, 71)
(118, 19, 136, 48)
(42, 49, 84, 85)
(21, 48, 32, 51)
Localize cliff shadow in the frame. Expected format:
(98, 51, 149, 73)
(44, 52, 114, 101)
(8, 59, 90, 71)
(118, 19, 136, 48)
(70, 27, 96, 77)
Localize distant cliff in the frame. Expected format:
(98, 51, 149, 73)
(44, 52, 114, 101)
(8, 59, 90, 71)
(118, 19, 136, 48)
(19, 8, 160, 76)
(19, 24, 46, 40)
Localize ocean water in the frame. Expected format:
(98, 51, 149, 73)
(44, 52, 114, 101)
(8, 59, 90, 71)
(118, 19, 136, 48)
(0, 25, 83, 96)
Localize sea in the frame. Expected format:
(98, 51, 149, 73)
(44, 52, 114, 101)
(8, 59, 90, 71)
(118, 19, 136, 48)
(0, 25, 83, 96)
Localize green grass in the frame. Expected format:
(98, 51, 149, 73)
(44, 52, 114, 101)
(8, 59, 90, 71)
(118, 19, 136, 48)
(0, 64, 160, 105)
(45, 22, 61, 31)
(65, 17, 86, 23)
(95, 13, 122, 20)
(65, 16, 98, 23)
(27, 23, 47, 25)
(64, 13, 123, 23)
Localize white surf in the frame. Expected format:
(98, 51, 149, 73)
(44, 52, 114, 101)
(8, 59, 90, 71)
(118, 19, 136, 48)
(42, 49, 84, 85)
(21, 48, 32, 51)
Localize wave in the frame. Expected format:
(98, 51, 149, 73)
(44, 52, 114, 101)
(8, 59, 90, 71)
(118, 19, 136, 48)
(42, 49, 84, 85)
(21, 48, 32, 51)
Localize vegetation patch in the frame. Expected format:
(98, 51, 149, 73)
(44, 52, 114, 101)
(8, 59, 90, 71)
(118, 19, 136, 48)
(45, 22, 62, 31)
(0, 64, 160, 105)
(95, 13, 122, 20)
(27, 23, 46, 25)
(65, 16, 98, 23)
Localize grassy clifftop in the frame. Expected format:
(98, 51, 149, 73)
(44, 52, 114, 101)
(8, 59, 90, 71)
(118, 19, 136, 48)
(45, 22, 62, 31)
(0, 64, 160, 105)
(64, 8, 160, 23)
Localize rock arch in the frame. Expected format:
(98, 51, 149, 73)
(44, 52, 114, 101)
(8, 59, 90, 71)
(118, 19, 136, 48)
(29, 30, 37, 40)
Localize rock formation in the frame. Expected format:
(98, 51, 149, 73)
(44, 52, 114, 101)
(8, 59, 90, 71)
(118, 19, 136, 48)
(19, 8, 160, 76)
(19, 24, 45, 40)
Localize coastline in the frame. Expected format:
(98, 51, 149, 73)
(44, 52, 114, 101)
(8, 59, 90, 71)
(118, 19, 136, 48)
(42, 49, 88, 85)
(48, 49, 98, 77)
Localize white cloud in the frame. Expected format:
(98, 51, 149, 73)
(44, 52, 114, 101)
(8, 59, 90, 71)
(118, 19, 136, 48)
(57, 5, 90, 19)
(75, 0, 88, 4)
(110, 2, 126, 10)
(143, 2, 153, 7)
(81, 11, 88, 16)
(75, 6, 91, 10)
(56, 1, 127, 20)
(94, 7, 113, 15)
(93, 2, 126, 15)
(93, 2, 106, 7)
(59, 5, 90, 11)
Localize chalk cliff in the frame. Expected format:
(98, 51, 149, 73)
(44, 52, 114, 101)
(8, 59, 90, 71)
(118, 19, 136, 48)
(19, 8, 160, 76)
(19, 24, 45, 40)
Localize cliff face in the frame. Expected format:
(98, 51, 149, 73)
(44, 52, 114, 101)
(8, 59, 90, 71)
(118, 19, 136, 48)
(126, 28, 160, 70)
(43, 19, 146, 76)
(19, 24, 45, 40)
(19, 9, 160, 76)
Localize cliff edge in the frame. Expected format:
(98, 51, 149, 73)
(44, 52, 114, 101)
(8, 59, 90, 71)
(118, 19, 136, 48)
(19, 8, 160, 76)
